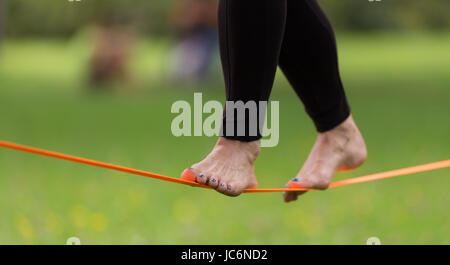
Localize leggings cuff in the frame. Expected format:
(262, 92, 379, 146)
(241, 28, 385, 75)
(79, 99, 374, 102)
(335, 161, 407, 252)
(220, 120, 263, 142)
(311, 99, 351, 133)
(221, 134, 262, 142)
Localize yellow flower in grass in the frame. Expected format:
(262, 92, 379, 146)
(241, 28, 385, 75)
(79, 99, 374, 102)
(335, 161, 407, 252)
(89, 213, 108, 232)
(45, 212, 64, 236)
(70, 205, 89, 228)
(172, 198, 198, 224)
(126, 188, 147, 210)
(15, 215, 35, 240)
(283, 208, 323, 237)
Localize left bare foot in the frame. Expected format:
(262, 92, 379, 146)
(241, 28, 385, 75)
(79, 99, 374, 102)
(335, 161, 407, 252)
(283, 115, 367, 202)
(181, 137, 260, 197)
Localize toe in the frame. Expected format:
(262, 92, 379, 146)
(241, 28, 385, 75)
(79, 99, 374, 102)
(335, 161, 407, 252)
(224, 184, 234, 196)
(287, 177, 304, 189)
(208, 175, 219, 188)
(290, 176, 330, 190)
(181, 168, 197, 182)
(196, 173, 208, 184)
(283, 184, 297, 202)
(224, 183, 242, 197)
(283, 178, 308, 202)
(283, 191, 298, 203)
(216, 181, 227, 193)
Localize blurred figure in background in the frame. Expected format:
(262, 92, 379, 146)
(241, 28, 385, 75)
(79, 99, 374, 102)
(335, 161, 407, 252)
(89, 16, 135, 87)
(167, 0, 218, 82)
(0, 0, 6, 45)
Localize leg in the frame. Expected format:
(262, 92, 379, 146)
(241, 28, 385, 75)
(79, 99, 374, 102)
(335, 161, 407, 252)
(182, 0, 287, 196)
(278, 0, 367, 202)
(220, 0, 286, 141)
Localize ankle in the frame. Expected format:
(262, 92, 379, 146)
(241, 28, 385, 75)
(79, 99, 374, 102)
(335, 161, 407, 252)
(320, 115, 356, 138)
(216, 137, 261, 161)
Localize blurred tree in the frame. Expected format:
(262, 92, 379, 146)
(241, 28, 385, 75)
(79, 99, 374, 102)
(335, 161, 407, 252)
(3, 0, 450, 38)
(4, 0, 174, 37)
(396, 0, 450, 30)
(320, 0, 450, 31)
(0, 0, 5, 43)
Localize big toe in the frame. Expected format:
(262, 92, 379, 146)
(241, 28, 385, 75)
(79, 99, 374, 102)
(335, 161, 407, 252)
(181, 168, 197, 182)
(283, 178, 309, 203)
(287, 178, 305, 189)
(181, 167, 209, 185)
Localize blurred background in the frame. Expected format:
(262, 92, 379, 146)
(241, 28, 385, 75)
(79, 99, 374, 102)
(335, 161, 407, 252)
(0, 0, 449, 244)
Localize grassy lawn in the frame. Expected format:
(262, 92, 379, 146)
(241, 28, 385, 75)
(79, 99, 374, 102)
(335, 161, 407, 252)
(0, 32, 449, 244)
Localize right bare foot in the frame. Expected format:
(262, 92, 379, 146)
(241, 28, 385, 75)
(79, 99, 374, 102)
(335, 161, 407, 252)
(283, 115, 367, 202)
(182, 137, 260, 197)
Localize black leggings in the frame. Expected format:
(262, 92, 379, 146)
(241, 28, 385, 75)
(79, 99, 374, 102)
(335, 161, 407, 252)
(219, 0, 350, 141)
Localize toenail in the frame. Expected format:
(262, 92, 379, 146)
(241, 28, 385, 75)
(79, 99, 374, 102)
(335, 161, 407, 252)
(211, 178, 217, 183)
(220, 183, 225, 187)
(199, 174, 204, 178)
(227, 186, 231, 191)
(292, 178, 299, 182)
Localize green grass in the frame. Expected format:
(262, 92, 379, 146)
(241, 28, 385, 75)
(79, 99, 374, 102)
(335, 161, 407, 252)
(0, 32, 449, 244)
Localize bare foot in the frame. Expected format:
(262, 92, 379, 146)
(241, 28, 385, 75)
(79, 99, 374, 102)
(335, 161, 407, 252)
(182, 137, 260, 197)
(283, 115, 367, 202)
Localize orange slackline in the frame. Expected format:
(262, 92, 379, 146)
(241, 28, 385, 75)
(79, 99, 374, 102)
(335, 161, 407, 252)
(0, 140, 449, 193)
